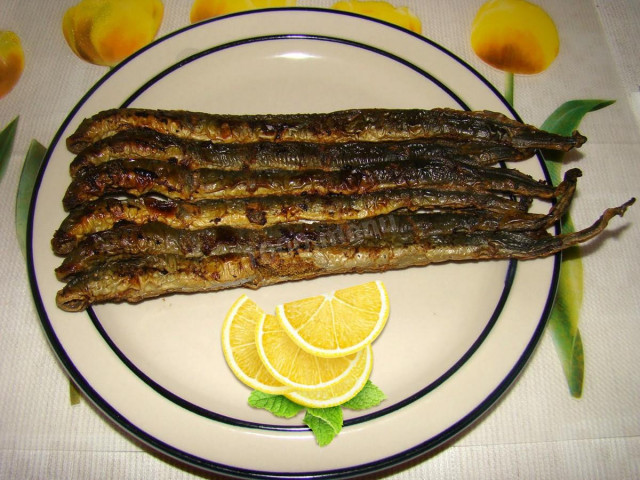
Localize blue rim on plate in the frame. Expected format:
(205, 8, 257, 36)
(27, 8, 560, 479)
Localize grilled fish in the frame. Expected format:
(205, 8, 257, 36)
(54, 107, 634, 312)
(52, 188, 534, 255)
(66, 107, 586, 154)
(56, 195, 577, 281)
(54, 169, 578, 259)
(54, 199, 634, 312)
(62, 157, 561, 211)
(69, 128, 535, 175)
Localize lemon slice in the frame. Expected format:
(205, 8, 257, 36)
(221, 295, 290, 394)
(285, 345, 373, 409)
(275, 281, 389, 358)
(256, 312, 362, 390)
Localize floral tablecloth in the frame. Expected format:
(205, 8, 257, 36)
(1, 1, 639, 478)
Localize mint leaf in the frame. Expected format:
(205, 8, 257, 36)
(248, 382, 386, 446)
(342, 380, 386, 410)
(248, 391, 304, 418)
(303, 407, 343, 447)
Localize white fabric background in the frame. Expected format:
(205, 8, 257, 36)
(1, 1, 639, 479)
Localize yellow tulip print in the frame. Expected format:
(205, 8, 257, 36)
(470, 0, 559, 105)
(331, 1, 422, 34)
(63, 0, 164, 67)
(0, 31, 25, 99)
(471, 0, 559, 75)
(190, 0, 297, 24)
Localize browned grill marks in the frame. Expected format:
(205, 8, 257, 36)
(53, 107, 633, 311)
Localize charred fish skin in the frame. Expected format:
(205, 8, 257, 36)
(56, 200, 575, 281)
(55, 107, 634, 312)
(52, 188, 532, 255)
(69, 128, 535, 175)
(55, 169, 581, 278)
(54, 199, 634, 312)
(66, 107, 586, 154)
(62, 156, 559, 210)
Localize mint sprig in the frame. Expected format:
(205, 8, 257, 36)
(342, 380, 386, 410)
(248, 380, 385, 446)
(248, 390, 304, 418)
(304, 407, 342, 446)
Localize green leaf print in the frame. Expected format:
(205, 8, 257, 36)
(540, 99, 615, 397)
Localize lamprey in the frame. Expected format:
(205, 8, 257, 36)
(52, 189, 533, 255)
(55, 189, 577, 281)
(55, 199, 634, 312)
(69, 128, 534, 175)
(66, 107, 586, 154)
(53, 107, 635, 311)
(62, 157, 560, 210)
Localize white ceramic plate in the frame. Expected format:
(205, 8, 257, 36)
(28, 8, 558, 478)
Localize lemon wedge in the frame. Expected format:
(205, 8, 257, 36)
(275, 281, 389, 358)
(285, 345, 373, 409)
(256, 313, 363, 390)
(221, 295, 289, 394)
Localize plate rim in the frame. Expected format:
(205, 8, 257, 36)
(27, 7, 560, 479)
